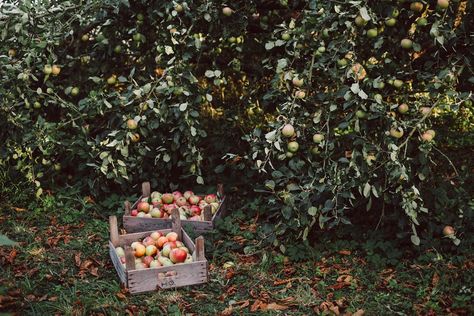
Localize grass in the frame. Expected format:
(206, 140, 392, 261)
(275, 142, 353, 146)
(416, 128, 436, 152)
(0, 188, 473, 315)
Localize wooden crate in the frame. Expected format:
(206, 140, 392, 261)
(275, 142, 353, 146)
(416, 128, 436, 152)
(109, 210, 208, 294)
(122, 182, 228, 233)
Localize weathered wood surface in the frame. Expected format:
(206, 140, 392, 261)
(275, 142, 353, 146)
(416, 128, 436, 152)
(142, 182, 151, 197)
(127, 261, 208, 293)
(124, 201, 131, 216)
(124, 245, 135, 271)
(109, 241, 127, 285)
(194, 236, 205, 261)
(170, 208, 182, 240)
(109, 216, 119, 247)
(123, 216, 173, 232)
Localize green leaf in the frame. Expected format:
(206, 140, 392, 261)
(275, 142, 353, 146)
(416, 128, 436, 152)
(196, 176, 204, 184)
(308, 206, 318, 216)
(179, 103, 188, 111)
(363, 183, 371, 198)
(410, 235, 420, 246)
(265, 180, 275, 190)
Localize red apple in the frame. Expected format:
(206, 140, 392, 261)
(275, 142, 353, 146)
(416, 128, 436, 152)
(163, 203, 176, 214)
(156, 236, 168, 248)
(131, 209, 138, 216)
(150, 231, 162, 241)
(142, 236, 155, 247)
(183, 190, 194, 199)
(164, 241, 178, 249)
(190, 205, 201, 215)
(161, 193, 174, 204)
(150, 208, 163, 218)
(443, 225, 455, 236)
(176, 197, 188, 207)
(166, 232, 179, 242)
(170, 248, 187, 263)
(145, 245, 158, 256)
(188, 195, 201, 205)
(151, 200, 162, 207)
(137, 201, 150, 213)
(143, 255, 154, 266)
(205, 194, 217, 203)
(172, 191, 183, 200)
(133, 244, 146, 257)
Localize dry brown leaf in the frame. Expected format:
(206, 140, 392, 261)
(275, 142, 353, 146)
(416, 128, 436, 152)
(263, 303, 289, 311)
(250, 299, 263, 312)
(7, 249, 17, 264)
(432, 272, 440, 287)
(90, 266, 99, 277)
(338, 250, 352, 256)
(225, 268, 235, 280)
(48, 296, 58, 302)
(11, 207, 26, 212)
(353, 309, 365, 316)
(336, 275, 353, 284)
(220, 306, 233, 316)
(236, 300, 250, 309)
(74, 253, 81, 267)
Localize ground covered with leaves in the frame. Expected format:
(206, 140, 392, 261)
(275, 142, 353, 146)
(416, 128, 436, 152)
(1, 190, 473, 316)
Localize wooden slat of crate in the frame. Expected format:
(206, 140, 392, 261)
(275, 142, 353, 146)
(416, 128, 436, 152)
(127, 260, 208, 294)
(109, 241, 127, 285)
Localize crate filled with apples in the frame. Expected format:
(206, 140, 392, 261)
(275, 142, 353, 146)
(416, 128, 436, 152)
(109, 209, 208, 294)
(123, 182, 228, 233)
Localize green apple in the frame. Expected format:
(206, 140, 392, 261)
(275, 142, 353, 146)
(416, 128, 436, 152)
(287, 141, 299, 153)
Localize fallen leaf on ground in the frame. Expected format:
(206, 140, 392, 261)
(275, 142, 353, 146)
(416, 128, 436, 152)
(250, 299, 263, 312)
(7, 249, 17, 264)
(263, 303, 289, 311)
(338, 250, 351, 256)
(432, 272, 439, 287)
(220, 306, 233, 316)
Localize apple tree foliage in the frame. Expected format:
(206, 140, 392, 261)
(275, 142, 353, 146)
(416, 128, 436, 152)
(0, 0, 472, 245)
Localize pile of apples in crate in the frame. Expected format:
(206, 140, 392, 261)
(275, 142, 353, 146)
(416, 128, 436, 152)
(131, 190, 220, 221)
(115, 231, 191, 270)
